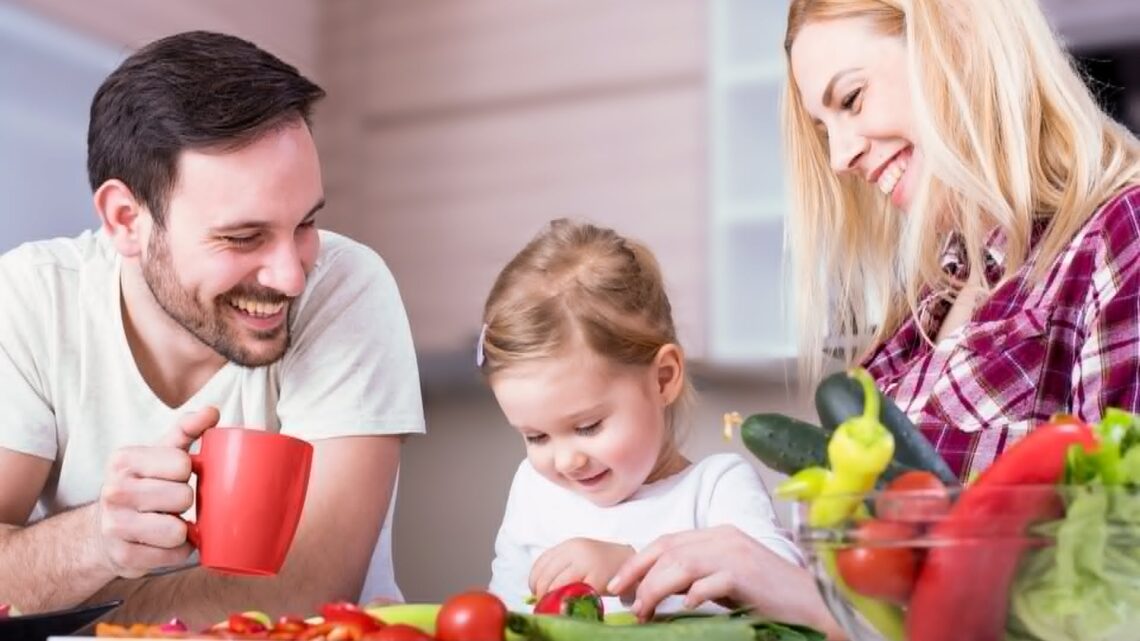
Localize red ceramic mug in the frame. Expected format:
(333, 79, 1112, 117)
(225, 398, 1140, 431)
(185, 428, 314, 576)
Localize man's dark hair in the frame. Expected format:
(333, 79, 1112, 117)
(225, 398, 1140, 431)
(87, 30, 326, 226)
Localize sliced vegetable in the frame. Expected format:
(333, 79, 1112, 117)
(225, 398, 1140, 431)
(533, 581, 604, 621)
(905, 419, 1099, 641)
(362, 623, 436, 640)
(320, 601, 383, 633)
(815, 369, 959, 485)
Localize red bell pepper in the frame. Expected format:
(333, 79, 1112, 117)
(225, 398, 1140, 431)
(321, 601, 384, 633)
(905, 420, 1099, 641)
(532, 581, 604, 621)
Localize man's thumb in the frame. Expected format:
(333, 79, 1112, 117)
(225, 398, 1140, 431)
(160, 406, 221, 450)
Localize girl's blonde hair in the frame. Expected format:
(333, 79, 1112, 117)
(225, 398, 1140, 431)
(783, 0, 1140, 382)
(479, 218, 695, 441)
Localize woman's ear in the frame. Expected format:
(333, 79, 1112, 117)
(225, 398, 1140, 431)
(652, 343, 686, 406)
(93, 179, 147, 257)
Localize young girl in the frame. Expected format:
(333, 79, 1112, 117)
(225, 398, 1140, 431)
(477, 219, 804, 618)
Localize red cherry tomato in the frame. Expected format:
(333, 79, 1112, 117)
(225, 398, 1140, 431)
(436, 590, 507, 641)
(875, 470, 951, 523)
(362, 623, 435, 640)
(835, 519, 920, 605)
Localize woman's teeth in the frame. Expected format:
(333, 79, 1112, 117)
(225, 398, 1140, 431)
(877, 158, 908, 196)
(229, 298, 285, 317)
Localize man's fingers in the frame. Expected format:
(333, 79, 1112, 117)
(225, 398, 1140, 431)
(104, 539, 194, 579)
(102, 476, 195, 514)
(107, 447, 194, 483)
(102, 509, 190, 550)
(159, 406, 220, 450)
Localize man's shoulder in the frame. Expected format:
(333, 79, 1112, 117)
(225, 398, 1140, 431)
(0, 229, 112, 295)
(315, 230, 388, 273)
(1, 229, 109, 271)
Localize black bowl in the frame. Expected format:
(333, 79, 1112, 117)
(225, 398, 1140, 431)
(0, 600, 122, 641)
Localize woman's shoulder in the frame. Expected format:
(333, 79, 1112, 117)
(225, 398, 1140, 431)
(1088, 184, 1140, 252)
(1071, 182, 1140, 249)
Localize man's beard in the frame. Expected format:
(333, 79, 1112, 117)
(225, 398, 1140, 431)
(141, 231, 292, 368)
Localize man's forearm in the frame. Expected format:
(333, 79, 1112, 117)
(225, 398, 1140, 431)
(87, 546, 364, 631)
(0, 505, 116, 612)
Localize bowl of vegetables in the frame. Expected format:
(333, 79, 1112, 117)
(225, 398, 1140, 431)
(795, 477, 1140, 641)
(735, 369, 1140, 641)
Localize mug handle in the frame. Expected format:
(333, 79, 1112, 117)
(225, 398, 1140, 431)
(183, 453, 203, 548)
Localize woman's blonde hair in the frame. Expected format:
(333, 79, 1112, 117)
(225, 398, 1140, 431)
(479, 218, 695, 442)
(782, 0, 1140, 381)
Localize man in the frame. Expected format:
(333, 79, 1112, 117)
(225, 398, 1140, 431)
(0, 31, 424, 628)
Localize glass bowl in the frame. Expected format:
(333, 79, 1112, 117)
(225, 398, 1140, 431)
(792, 484, 1140, 641)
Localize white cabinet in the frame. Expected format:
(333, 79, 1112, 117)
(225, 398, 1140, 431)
(708, 0, 797, 362)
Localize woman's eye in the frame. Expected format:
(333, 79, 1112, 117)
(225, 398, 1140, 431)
(576, 421, 602, 436)
(841, 87, 862, 110)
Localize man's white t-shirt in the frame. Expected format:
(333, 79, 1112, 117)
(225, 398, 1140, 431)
(488, 452, 801, 614)
(0, 228, 426, 602)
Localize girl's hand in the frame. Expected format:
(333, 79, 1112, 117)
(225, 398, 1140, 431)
(529, 537, 635, 600)
(606, 525, 843, 638)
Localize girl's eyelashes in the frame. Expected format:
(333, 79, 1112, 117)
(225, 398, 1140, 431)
(575, 421, 602, 436)
(524, 433, 548, 445)
(841, 87, 863, 110)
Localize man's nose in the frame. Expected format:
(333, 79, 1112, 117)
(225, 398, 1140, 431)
(257, 241, 306, 298)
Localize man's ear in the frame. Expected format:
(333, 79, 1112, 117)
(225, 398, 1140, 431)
(93, 179, 147, 257)
(652, 343, 686, 406)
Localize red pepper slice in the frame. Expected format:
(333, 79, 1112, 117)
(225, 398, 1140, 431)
(905, 420, 1098, 641)
(320, 601, 384, 633)
(532, 581, 604, 620)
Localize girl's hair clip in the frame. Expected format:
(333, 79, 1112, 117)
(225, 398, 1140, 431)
(475, 322, 488, 368)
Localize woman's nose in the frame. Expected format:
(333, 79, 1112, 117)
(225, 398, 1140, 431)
(829, 127, 869, 175)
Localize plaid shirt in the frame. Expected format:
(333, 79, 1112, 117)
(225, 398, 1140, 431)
(862, 185, 1140, 482)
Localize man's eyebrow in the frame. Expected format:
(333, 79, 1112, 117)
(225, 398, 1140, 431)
(821, 67, 859, 108)
(301, 198, 325, 223)
(210, 198, 326, 233)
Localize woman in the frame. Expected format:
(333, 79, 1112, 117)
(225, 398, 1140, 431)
(784, 0, 1140, 480)
(610, 0, 1140, 633)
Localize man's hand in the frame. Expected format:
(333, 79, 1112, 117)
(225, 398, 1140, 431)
(94, 407, 218, 578)
(529, 538, 634, 599)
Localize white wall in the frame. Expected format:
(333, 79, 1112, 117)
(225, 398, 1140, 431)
(0, 3, 123, 250)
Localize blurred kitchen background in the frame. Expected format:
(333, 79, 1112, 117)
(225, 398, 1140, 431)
(3, 0, 1139, 602)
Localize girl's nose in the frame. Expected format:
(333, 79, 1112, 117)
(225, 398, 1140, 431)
(554, 448, 589, 476)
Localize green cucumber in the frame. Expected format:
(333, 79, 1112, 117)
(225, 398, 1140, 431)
(814, 371, 959, 485)
(741, 412, 915, 481)
(507, 613, 824, 641)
